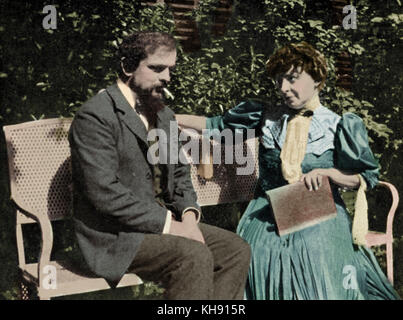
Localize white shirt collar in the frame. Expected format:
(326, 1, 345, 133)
(116, 79, 150, 131)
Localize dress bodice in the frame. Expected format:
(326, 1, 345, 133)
(206, 100, 379, 195)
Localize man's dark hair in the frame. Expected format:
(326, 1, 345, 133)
(118, 32, 177, 81)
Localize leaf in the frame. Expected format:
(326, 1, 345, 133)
(371, 17, 383, 23)
(211, 63, 220, 69)
(67, 51, 74, 62)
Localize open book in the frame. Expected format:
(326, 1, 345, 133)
(266, 176, 337, 236)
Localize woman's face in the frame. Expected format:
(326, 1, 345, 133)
(275, 66, 320, 110)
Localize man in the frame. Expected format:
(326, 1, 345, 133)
(68, 32, 251, 300)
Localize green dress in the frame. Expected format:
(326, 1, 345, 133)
(206, 100, 400, 300)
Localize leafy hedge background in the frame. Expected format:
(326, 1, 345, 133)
(0, 0, 401, 299)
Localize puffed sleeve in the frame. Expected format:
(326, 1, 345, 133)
(334, 113, 379, 190)
(206, 100, 264, 132)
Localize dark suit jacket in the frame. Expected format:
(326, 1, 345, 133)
(68, 83, 200, 284)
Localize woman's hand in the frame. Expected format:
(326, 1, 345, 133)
(300, 168, 361, 191)
(300, 168, 324, 191)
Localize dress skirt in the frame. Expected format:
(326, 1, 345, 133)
(237, 196, 399, 300)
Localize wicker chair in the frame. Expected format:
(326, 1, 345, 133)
(3, 118, 259, 299)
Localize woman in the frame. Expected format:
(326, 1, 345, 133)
(176, 42, 399, 300)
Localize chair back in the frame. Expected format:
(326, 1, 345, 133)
(185, 134, 259, 206)
(3, 118, 73, 225)
(4, 118, 260, 223)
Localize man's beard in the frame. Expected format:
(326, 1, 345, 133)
(129, 79, 165, 127)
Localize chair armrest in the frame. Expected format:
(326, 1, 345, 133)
(378, 181, 399, 237)
(36, 214, 54, 287)
(13, 200, 54, 283)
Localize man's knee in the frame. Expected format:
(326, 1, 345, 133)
(175, 239, 214, 270)
(222, 233, 251, 263)
(237, 238, 251, 262)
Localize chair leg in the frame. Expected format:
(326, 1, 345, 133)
(386, 241, 394, 285)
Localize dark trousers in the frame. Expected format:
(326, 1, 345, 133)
(128, 223, 251, 300)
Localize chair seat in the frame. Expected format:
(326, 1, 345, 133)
(21, 261, 143, 299)
(365, 231, 392, 247)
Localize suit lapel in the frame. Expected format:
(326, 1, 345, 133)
(105, 84, 149, 146)
(156, 108, 175, 165)
(105, 83, 178, 169)
(155, 109, 176, 198)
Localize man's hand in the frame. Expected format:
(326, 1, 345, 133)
(168, 212, 205, 244)
(175, 114, 207, 132)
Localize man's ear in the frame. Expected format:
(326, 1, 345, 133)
(121, 59, 133, 77)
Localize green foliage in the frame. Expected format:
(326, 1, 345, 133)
(0, 0, 402, 299)
(169, 44, 272, 116)
(348, 1, 403, 180)
(0, 1, 176, 123)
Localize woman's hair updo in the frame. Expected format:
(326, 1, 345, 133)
(266, 42, 328, 91)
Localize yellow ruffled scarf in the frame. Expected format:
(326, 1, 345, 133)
(280, 94, 369, 246)
(280, 94, 320, 184)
